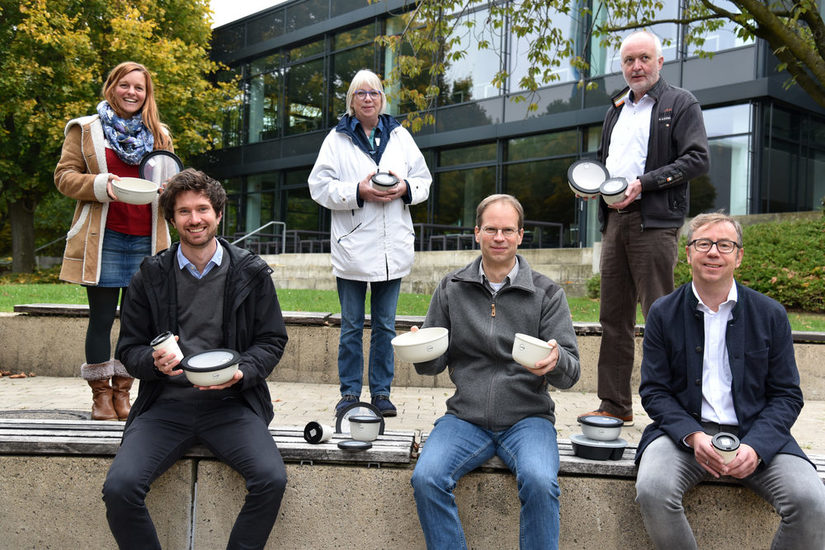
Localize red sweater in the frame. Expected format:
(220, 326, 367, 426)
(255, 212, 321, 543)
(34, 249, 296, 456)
(105, 148, 152, 236)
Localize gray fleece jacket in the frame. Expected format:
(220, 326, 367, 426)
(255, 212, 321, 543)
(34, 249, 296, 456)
(415, 255, 580, 431)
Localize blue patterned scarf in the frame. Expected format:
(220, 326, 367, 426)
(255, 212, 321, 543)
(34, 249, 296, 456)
(96, 100, 154, 165)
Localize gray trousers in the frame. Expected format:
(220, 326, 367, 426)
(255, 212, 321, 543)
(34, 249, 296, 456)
(597, 208, 678, 417)
(636, 435, 825, 550)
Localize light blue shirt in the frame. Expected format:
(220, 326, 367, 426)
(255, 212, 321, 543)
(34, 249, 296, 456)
(176, 240, 223, 279)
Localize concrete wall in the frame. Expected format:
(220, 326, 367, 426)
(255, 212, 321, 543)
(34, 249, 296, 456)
(2, 313, 824, 398)
(0, 455, 779, 550)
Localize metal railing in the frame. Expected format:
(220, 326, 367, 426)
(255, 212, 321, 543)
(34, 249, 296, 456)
(230, 221, 286, 255)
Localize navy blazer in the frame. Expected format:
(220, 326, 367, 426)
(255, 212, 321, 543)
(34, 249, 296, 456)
(636, 282, 810, 468)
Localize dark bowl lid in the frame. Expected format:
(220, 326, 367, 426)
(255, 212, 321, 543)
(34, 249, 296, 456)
(570, 433, 628, 448)
(371, 172, 399, 188)
(180, 348, 240, 372)
(348, 415, 382, 424)
(599, 177, 628, 196)
(577, 415, 624, 428)
(139, 150, 183, 183)
(567, 160, 608, 194)
(711, 432, 740, 451)
(338, 440, 372, 451)
(150, 331, 174, 346)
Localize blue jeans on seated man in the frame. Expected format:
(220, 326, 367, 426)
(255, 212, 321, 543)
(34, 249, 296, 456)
(636, 434, 825, 550)
(411, 414, 561, 550)
(336, 277, 402, 399)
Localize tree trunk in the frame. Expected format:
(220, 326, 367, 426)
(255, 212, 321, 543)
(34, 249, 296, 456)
(10, 197, 36, 273)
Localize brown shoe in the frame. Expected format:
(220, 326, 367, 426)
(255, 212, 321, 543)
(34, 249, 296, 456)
(87, 379, 118, 421)
(111, 376, 133, 421)
(578, 409, 634, 427)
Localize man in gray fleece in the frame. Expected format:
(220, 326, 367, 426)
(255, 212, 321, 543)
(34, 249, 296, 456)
(410, 194, 580, 550)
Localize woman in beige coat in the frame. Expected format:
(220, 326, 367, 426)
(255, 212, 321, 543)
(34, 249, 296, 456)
(55, 62, 172, 420)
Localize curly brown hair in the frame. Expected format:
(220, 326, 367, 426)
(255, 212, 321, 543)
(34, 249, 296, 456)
(160, 168, 226, 223)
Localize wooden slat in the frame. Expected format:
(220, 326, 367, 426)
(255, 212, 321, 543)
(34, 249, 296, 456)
(0, 419, 415, 465)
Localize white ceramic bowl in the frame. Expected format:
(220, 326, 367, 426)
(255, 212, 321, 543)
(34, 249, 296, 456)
(111, 177, 159, 205)
(181, 348, 240, 386)
(577, 415, 623, 441)
(391, 327, 449, 363)
(567, 160, 608, 198)
(511, 333, 554, 369)
(599, 177, 628, 205)
(348, 414, 382, 442)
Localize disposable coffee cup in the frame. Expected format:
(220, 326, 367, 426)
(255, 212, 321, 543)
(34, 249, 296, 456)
(304, 421, 334, 444)
(711, 432, 740, 464)
(150, 331, 184, 362)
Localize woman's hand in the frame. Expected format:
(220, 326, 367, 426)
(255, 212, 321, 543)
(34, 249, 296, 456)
(358, 171, 407, 203)
(106, 175, 120, 201)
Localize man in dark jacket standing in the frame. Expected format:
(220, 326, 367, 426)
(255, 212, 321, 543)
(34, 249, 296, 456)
(635, 213, 825, 549)
(410, 194, 580, 549)
(580, 30, 710, 426)
(103, 169, 288, 550)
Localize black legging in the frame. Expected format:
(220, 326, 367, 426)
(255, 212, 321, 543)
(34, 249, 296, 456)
(85, 286, 125, 364)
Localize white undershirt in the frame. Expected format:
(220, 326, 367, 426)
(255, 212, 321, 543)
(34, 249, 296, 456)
(693, 281, 739, 426)
(605, 93, 655, 198)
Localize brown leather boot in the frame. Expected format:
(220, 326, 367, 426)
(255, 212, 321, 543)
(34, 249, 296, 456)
(111, 376, 133, 421)
(81, 361, 117, 421)
(87, 379, 118, 421)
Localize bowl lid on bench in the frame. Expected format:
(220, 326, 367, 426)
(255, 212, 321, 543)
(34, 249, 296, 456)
(338, 440, 372, 451)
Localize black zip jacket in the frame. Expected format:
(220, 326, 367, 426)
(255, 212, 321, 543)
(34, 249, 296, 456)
(115, 237, 288, 428)
(598, 78, 710, 231)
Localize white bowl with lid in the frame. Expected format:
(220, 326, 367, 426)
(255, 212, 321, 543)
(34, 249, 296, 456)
(599, 177, 629, 205)
(180, 348, 240, 386)
(567, 160, 608, 198)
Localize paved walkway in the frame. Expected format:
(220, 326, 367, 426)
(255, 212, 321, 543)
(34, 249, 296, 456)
(2, 376, 824, 454)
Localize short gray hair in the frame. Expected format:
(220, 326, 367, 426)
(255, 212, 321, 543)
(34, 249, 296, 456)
(476, 194, 524, 229)
(621, 30, 663, 59)
(345, 69, 387, 117)
(686, 212, 743, 247)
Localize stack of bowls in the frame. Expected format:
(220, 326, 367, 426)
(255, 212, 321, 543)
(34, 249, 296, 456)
(571, 415, 627, 460)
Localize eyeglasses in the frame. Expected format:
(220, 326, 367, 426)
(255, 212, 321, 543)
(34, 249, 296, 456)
(687, 238, 741, 254)
(480, 226, 520, 237)
(354, 90, 381, 100)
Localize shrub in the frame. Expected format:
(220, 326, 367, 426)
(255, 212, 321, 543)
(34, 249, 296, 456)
(586, 273, 601, 299)
(676, 216, 824, 312)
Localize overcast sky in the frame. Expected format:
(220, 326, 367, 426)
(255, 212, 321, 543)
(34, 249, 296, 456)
(209, 0, 286, 28)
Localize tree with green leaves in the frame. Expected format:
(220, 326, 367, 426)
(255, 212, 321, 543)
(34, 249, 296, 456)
(0, 0, 236, 272)
(378, 0, 825, 130)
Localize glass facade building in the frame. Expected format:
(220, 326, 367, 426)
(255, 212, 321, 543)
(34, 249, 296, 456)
(205, 0, 825, 250)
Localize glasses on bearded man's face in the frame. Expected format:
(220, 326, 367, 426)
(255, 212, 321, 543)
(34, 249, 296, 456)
(687, 238, 740, 254)
(480, 226, 520, 238)
(354, 90, 381, 100)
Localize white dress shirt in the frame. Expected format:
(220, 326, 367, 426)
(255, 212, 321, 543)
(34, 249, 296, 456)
(693, 281, 739, 426)
(605, 93, 655, 197)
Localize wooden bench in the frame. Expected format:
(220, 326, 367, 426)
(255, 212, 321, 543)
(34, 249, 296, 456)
(0, 418, 416, 467)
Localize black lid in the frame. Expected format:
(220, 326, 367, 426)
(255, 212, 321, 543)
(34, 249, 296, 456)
(371, 171, 399, 188)
(139, 150, 183, 183)
(567, 159, 608, 194)
(337, 440, 372, 451)
(180, 348, 240, 372)
(711, 432, 740, 451)
(577, 415, 624, 428)
(349, 415, 382, 423)
(150, 331, 174, 346)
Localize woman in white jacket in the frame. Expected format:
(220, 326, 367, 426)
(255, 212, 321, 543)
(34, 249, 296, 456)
(309, 69, 431, 417)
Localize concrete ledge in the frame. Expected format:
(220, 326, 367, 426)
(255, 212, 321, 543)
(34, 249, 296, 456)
(4, 307, 825, 398)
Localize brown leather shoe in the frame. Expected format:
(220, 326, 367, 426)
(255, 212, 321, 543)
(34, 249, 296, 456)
(87, 379, 118, 421)
(111, 376, 133, 421)
(577, 409, 634, 427)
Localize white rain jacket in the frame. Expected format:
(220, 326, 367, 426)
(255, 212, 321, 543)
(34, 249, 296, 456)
(308, 114, 432, 281)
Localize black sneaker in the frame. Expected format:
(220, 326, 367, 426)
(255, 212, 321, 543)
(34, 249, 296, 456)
(335, 395, 358, 416)
(371, 395, 397, 417)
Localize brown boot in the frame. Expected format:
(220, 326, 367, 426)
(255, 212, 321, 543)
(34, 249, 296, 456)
(81, 361, 117, 421)
(111, 361, 134, 421)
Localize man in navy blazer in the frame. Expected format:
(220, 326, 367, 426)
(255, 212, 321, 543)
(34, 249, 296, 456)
(634, 212, 825, 549)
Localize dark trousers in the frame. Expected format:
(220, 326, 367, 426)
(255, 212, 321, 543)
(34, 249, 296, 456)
(597, 208, 678, 417)
(103, 397, 287, 550)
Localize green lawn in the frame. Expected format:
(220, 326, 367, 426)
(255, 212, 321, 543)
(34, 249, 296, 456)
(3, 282, 824, 332)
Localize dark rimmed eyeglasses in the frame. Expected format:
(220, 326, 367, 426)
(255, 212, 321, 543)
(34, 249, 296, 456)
(687, 238, 741, 254)
(354, 90, 381, 100)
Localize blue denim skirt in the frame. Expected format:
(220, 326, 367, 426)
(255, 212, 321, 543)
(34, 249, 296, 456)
(97, 228, 151, 287)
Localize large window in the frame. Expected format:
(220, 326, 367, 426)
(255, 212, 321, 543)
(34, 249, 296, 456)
(702, 104, 752, 215)
(441, 6, 502, 103)
(331, 23, 376, 118)
(286, 41, 325, 135)
(247, 54, 282, 143)
(687, 0, 753, 55)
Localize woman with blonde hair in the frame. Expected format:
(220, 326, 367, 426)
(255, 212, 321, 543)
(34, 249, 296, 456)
(55, 61, 173, 421)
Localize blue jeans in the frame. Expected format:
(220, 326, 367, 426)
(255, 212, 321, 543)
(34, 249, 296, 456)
(411, 414, 561, 550)
(636, 435, 825, 549)
(336, 277, 401, 398)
